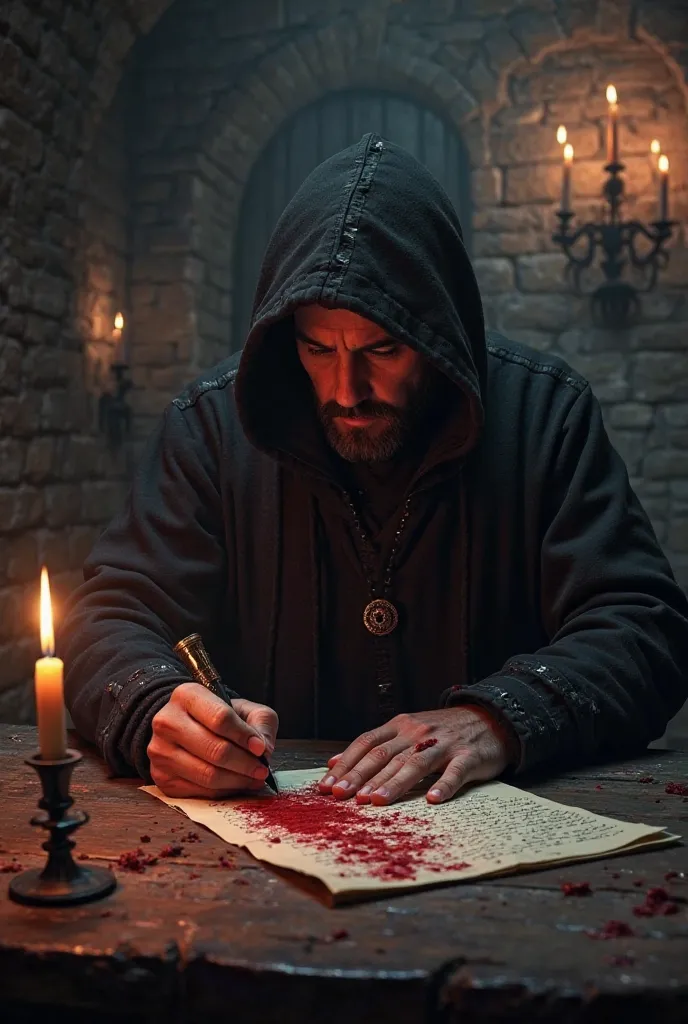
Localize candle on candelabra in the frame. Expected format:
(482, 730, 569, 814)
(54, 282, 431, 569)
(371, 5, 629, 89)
(650, 139, 661, 168)
(606, 85, 619, 165)
(561, 143, 574, 212)
(35, 567, 67, 760)
(556, 125, 567, 146)
(112, 311, 125, 364)
(658, 154, 670, 222)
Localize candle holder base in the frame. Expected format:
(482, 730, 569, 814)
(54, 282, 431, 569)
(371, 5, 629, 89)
(8, 749, 116, 908)
(9, 863, 117, 907)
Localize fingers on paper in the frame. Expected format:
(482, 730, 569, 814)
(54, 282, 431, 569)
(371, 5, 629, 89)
(361, 746, 445, 806)
(318, 725, 397, 794)
(426, 750, 480, 804)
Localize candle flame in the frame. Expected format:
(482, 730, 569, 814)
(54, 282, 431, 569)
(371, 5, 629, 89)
(564, 143, 574, 163)
(556, 125, 567, 145)
(658, 154, 669, 173)
(40, 566, 55, 657)
(114, 312, 124, 331)
(606, 84, 618, 105)
(650, 139, 661, 155)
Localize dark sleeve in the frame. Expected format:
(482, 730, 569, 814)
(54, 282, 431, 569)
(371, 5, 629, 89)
(60, 401, 237, 780)
(440, 384, 688, 776)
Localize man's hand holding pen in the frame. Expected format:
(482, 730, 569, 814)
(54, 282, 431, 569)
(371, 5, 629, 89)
(148, 684, 279, 798)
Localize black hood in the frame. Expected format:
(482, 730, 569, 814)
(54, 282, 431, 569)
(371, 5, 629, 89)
(235, 133, 486, 468)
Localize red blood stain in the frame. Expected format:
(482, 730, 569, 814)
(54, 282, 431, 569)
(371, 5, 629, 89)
(139, 835, 151, 843)
(0, 860, 22, 873)
(159, 844, 183, 858)
(588, 920, 635, 940)
(561, 881, 591, 896)
(232, 783, 471, 882)
(665, 871, 678, 881)
(330, 928, 349, 941)
(633, 886, 680, 917)
(665, 782, 688, 796)
(595, 785, 603, 791)
(116, 848, 158, 872)
(637, 776, 654, 784)
(268, 837, 281, 844)
(414, 738, 439, 753)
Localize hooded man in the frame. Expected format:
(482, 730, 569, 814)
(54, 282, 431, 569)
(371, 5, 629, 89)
(61, 134, 688, 807)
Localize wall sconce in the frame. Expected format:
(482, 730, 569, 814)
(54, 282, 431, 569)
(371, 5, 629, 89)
(552, 85, 676, 327)
(98, 311, 132, 451)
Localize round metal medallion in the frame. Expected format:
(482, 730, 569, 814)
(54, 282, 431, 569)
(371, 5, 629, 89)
(363, 598, 399, 636)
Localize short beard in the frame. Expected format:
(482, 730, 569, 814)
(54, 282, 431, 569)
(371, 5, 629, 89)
(317, 374, 435, 463)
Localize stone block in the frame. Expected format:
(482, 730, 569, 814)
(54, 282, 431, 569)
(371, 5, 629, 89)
(504, 163, 559, 204)
(500, 329, 556, 352)
(0, 339, 22, 395)
(68, 525, 99, 566)
(668, 518, 688, 553)
(644, 450, 688, 480)
(473, 229, 544, 258)
(44, 484, 83, 529)
(24, 437, 56, 483)
(471, 168, 502, 206)
(0, 108, 42, 172)
(609, 402, 654, 430)
(483, 29, 523, 72)
(496, 292, 579, 333)
(0, 439, 24, 484)
(492, 124, 599, 167)
(0, 486, 44, 533)
(30, 273, 68, 320)
(7, 530, 38, 583)
(516, 253, 569, 292)
(0, 638, 35, 696)
(508, 11, 564, 59)
(472, 257, 514, 293)
(634, 353, 688, 402)
(567, 352, 629, 402)
(663, 405, 688, 428)
(473, 206, 543, 233)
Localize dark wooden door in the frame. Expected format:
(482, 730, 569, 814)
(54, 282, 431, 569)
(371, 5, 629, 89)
(232, 90, 472, 352)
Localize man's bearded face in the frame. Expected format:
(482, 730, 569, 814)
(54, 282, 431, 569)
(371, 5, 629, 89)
(294, 304, 434, 463)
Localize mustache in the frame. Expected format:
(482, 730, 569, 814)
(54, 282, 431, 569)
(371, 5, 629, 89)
(319, 399, 401, 422)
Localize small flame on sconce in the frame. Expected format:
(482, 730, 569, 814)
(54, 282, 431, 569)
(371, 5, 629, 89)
(564, 143, 574, 164)
(113, 312, 124, 332)
(556, 125, 567, 145)
(606, 84, 618, 106)
(658, 154, 669, 174)
(650, 139, 661, 156)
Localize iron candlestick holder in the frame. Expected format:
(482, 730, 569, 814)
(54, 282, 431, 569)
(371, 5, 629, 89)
(8, 749, 116, 907)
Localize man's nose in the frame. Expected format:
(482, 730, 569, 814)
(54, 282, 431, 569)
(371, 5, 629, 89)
(333, 353, 370, 409)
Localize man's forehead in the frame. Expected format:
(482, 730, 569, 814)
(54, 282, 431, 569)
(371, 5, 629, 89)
(294, 303, 383, 337)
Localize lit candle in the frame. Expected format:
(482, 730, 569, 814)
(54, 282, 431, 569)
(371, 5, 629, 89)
(562, 143, 574, 212)
(35, 567, 67, 760)
(556, 125, 567, 146)
(650, 138, 661, 167)
(658, 154, 670, 222)
(112, 311, 125, 364)
(606, 84, 619, 164)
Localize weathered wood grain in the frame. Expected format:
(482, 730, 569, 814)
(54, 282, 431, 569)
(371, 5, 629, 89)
(1, 726, 686, 1023)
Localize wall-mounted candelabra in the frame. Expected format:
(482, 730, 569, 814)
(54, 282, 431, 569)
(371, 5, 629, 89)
(552, 86, 676, 327)
(98, 311, 132, 452)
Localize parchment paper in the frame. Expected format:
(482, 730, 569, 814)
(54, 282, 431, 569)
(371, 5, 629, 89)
(141, 769, 680, 901)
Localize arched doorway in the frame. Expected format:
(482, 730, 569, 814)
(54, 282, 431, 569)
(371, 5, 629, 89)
(232, 89, 472, 351)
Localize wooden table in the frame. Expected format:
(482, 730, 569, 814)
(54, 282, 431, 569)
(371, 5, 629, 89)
(1, 725, 687, 1023)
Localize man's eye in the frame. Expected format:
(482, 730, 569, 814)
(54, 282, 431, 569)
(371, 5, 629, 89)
(371, 345, 399, 358)
(306, 346, 331, 356)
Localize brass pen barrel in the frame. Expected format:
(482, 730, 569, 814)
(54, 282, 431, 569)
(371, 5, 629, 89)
(174, 633, 278, 794)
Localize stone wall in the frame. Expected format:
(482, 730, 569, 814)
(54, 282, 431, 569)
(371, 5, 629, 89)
(1, 0, 688, 744)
